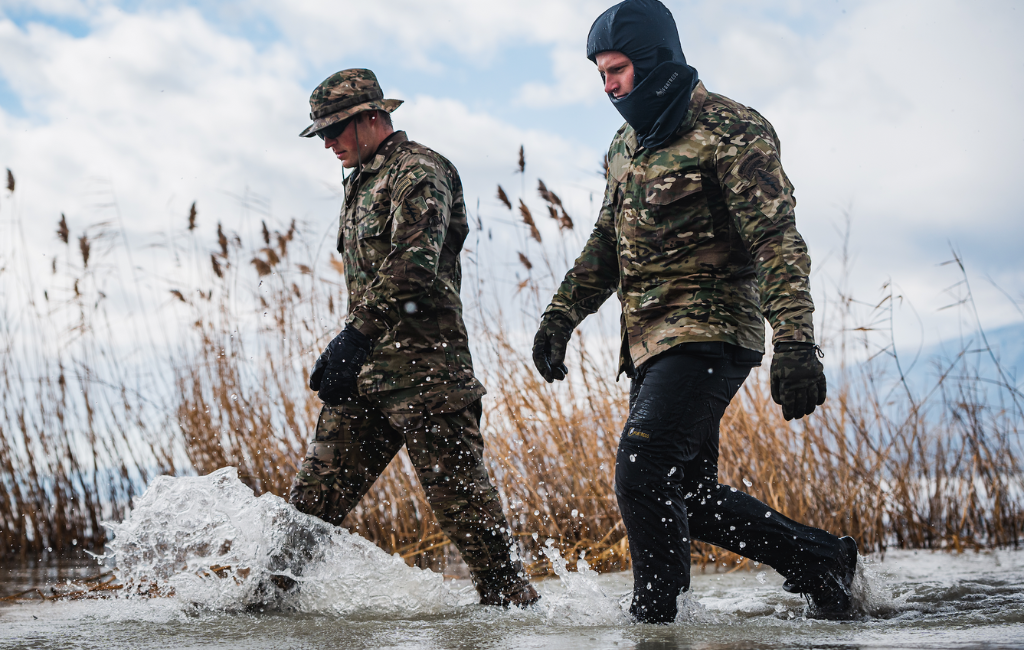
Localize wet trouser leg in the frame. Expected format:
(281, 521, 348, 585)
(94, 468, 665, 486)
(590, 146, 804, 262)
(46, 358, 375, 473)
(403, 400, 531, 602)
(290, 397, 530, 601)
(290, 397, 403, 525)
(615, 345, 847, 623)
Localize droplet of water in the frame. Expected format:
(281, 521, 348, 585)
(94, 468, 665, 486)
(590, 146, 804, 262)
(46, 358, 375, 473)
(629, 454, 636, 462)
(765, 512, 772, 518)
(668, 467, 677, 476)
(756, 571, 767, 584)
(739, 542, 746, 549)
(571, 509, 579, 517)
(743, 477, 752, 487)
(104, 467, 453, 615)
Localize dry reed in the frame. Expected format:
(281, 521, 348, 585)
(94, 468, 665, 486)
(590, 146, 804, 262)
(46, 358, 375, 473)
(1, 161, 1021, 582)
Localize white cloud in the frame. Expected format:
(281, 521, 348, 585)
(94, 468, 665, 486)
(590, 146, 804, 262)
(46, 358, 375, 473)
(0, 0, 1021, 354)
(248, 0, 607, 69)
(516, 43, 607, 108)
(0, 2, 602, 321)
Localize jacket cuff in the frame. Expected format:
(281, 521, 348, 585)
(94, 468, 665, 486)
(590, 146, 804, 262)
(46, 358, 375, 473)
(347, 309, 387, 342)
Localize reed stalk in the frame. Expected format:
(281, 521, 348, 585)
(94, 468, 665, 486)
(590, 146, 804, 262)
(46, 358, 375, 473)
(1, 168, 1020, 578)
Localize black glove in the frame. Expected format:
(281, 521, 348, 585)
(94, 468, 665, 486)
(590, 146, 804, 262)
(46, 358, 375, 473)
(309, 324, 374, 406)
(532, 313, 573, 383)
(770, 341, 827, 421)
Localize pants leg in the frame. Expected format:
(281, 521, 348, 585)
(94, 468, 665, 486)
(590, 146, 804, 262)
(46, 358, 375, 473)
(615, 345, 847, 623)
(682, 456, 849, 591)
(289, 397, 403, 526)
(400, 400, 532, 602)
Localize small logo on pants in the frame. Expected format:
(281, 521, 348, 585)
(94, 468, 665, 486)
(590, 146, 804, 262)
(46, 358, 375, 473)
(627, 427, 650, 440)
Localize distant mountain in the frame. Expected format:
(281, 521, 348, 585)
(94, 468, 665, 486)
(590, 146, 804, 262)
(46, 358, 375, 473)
(849, 321, 1024, 411)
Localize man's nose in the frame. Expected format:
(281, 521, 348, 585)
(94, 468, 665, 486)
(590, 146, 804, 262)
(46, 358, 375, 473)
(604, 77, 617, 94)
(324, 137, 335, 149)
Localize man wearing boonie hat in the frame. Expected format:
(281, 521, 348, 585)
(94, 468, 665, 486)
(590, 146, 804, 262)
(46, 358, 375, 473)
(289, 68, 538, 608)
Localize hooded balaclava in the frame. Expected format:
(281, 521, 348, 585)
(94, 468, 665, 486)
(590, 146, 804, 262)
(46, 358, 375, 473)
(587, 0, 699, 149)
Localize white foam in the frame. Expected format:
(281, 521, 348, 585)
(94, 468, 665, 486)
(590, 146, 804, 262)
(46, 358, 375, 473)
(102, 468, 947, 628)
(105, 467, 453, 615)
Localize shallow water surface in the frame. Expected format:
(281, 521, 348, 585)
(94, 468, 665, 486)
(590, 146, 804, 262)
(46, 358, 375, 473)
(2, 469, 1023, 650)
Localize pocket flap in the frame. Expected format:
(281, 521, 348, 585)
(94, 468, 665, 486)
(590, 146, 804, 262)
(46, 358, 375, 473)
(357, 212, 390, 239)
(644, 171, 702, 206)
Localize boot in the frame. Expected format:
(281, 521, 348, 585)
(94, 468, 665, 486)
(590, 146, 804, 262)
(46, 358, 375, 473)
(783, 536, 858, 615)
(479, 582, 540, 608)
(474, 564, 540, 609)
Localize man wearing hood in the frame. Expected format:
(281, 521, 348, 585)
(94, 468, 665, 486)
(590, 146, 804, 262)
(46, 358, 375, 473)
(288, 68, 537, 608)
(532, 0, 858, 623)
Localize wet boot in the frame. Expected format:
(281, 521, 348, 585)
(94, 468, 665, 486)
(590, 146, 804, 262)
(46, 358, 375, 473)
(479, 582, 540, 608)
(474, 566, 541, 609)
(247, 517, 327, 609)
(783, 536, 859, 615)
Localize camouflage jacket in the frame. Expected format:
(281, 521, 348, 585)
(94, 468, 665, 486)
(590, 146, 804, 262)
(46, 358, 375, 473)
(544, 81, 815, 375)
(339, 131, 484, 407)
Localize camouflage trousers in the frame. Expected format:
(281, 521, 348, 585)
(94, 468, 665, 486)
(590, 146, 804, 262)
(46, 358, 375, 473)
(289, 395, 530, 601)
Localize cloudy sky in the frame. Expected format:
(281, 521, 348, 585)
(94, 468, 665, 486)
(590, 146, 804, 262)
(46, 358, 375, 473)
(1, 0, 1022, 359)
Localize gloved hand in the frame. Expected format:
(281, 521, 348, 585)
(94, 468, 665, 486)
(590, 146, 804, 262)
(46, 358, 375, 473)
(532, 312, 573, 383)
(309, 324, 374, 406)
(770, 341, 827, 420)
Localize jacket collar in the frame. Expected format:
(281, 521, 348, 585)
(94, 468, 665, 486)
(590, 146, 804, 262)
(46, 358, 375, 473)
(623, 80, 707, 156)
(361, 130, 408, 174)
(677, 80, 708, 136)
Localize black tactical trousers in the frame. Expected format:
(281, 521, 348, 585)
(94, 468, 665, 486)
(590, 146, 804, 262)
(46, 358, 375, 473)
(615, 343, 848, 623)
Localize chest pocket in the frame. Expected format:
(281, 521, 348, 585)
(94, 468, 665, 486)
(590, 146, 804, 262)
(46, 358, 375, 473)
(352, 204, 393, 263)
(641, 170, 713, 249)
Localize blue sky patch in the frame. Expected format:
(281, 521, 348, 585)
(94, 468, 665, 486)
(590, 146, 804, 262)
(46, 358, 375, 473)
(3, 7, 91, 38)
(0, 74, 26, 118)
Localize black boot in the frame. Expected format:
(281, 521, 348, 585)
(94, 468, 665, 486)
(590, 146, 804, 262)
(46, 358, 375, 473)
(474, 565, 540, 609)
(783, 536, 858, 615)
(479, 582, 540, 608)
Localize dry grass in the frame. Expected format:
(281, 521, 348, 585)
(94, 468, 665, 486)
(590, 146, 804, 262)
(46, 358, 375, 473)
(1, 170, 1022, 580)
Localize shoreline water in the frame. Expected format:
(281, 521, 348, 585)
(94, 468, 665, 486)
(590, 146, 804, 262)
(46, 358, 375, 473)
(3, 549, 1024, 650)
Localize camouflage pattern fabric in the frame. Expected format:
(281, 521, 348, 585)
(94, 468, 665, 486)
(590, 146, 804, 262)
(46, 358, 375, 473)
(543, 81, 816, 375)
(298, 68, 403, 138)
(338, 130, 484, 403)
(289, 396, 532, 600)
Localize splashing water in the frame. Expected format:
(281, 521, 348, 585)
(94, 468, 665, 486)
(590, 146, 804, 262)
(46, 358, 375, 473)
(537, 539, 631, 625)
(102, 467, 647, 623)
(100, 468, 926, 624)
(104, 467, 453, 616)
(2, 469, 1006, 648)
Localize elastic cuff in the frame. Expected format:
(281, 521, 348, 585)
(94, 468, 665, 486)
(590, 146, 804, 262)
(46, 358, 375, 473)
(774, 340, 815, 352)
(347, 310, 386, 342)
(541, 308, 575, 329)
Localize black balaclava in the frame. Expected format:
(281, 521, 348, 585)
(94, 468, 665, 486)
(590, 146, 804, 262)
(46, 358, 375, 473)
(587, 0, 699, 149)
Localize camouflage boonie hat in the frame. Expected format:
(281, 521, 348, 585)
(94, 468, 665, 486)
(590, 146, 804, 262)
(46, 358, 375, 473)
(298, 68, 403, 138)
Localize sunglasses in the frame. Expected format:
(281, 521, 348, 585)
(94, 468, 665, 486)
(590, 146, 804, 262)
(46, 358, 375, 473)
(317, 117, 353, 141)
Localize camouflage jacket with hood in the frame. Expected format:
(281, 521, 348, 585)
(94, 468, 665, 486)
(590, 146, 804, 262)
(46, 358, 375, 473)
(341, 130, 484, 409)
(543, 81, 816, 375)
